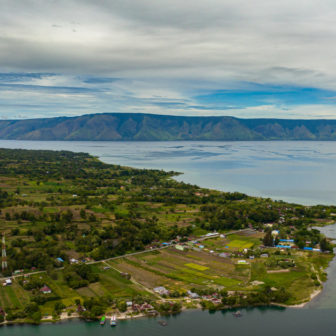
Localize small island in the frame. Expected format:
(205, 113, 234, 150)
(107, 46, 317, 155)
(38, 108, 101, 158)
(0, 148, 334, 325)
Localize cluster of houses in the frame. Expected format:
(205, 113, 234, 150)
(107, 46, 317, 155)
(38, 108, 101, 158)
(186, 290, 222, 304)
(194, 192, 209, 197)
(145, 235, 195, 250)
(131, 302, 154, 312)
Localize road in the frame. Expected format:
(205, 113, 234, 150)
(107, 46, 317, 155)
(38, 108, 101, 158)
(0, 228, 251, 281)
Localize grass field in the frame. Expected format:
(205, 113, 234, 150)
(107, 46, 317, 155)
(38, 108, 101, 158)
(185, 263, 209, 271)
(5, 286, 22, 308)
(239, 242, 255, 251)
(227, 240, 247, 247)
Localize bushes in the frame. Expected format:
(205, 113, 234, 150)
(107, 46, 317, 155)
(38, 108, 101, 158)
(117, 300, 127, 312)
(63, 264, 100, 289)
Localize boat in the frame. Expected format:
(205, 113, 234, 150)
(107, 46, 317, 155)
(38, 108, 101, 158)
(100, 316, 106, 325)
(232, 311, 243, 317)
(110, 316, 117, 326)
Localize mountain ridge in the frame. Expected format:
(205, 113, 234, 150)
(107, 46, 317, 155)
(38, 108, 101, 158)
(1, 113, 336, 141)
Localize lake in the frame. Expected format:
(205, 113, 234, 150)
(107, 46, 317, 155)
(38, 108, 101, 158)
(1, 140, 336, 205)
(1, 140, 336, 334)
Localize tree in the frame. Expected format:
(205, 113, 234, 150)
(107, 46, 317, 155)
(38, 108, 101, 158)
(32, 311, 41, 323)
(117, 301, 127, 312)
(5, 212, 11, 221)
(263, 231, 273, 247)
(89, 214, 96, 222)
(274, 236, 280, 246)
(91, 306, 104, 316)
(24, 302, 40, 317)
(0, 314, 4, 323)
(75, 299, 81, 305)
(320, 238, 328, 252)
(80, 209, 86, 220)
(159, 302, 171, 312)
(172, 302, 182, 312)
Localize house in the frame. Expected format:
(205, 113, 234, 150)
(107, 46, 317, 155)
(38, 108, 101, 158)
(4, 279, 12, 286)
(212, 298, 222, 304)
(153, 286, 170, 296)
(238, 260, 247, 264)
(249, 256, 255, 260)
(40, 286, 52, 294)
(202, 295, 212, 300)
(175, 245, 185, 251)
(55, 257, 64, 262)
(220, 234, 226, 238)
(141, 303, 154, 310)
(219, 252, 230, 258)
(70, 258, 78, 264)
(0, 307, 4, 316)
(126, 301, 133, 307)
(77, 305, 85, 312)
(261, 254, 269, 258)
(31, 267, 37, 271)
(187, 290, 200, 299)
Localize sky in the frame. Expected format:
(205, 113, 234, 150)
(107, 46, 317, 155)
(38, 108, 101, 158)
(2, 0, 336, 120)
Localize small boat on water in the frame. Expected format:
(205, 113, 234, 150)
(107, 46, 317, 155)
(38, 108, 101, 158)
(157, 320, 168, 326)
(100, 316, 106, 325)
(110, 316, 117, 326)
(233, 311, 243, 317)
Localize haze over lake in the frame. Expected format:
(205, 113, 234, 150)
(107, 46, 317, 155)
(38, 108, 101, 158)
(1, 140, 336, 205)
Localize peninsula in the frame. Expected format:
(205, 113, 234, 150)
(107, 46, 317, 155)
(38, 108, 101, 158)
(0, 148, 334, 325)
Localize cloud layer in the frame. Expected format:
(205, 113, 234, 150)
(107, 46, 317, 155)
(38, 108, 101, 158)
(1, 0, 336, 119)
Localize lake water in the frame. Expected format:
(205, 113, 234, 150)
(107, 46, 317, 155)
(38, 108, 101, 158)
(1, 140, 336, 205)
(1, 140, 336, 334)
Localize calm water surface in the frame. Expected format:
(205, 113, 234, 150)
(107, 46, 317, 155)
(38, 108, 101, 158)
(1, 140, 336, 205)
(1, 140, 336, 334)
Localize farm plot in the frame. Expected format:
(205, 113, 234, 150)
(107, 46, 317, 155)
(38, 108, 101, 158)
(185, 263, 209, 271)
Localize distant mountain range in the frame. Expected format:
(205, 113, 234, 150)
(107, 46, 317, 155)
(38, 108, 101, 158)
(1, 113, 336, 141)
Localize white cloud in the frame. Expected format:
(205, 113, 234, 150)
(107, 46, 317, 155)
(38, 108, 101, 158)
(1, 0, 336, 118)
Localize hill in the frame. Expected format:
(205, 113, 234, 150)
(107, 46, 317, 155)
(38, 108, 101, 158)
(1, 113, 336, 140)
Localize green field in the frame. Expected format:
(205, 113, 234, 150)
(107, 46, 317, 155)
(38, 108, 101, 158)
(185, 263, 209, 271)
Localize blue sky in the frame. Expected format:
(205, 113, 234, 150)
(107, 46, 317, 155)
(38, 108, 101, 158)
(1, 0, 336, 120)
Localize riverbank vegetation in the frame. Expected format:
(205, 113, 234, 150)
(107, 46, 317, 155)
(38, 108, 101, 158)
(0, 148, 334, 324)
